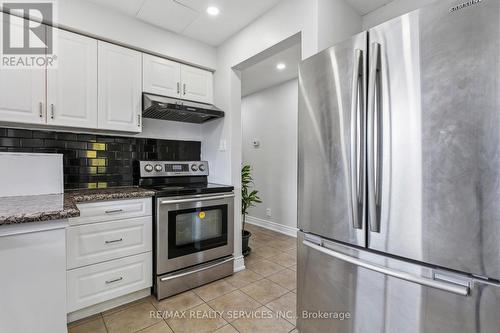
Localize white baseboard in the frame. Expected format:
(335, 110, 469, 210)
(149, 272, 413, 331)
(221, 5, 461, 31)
(67, 288, 151, 323)
(233, 255, 245, 272)
(245, 216, 298, 238)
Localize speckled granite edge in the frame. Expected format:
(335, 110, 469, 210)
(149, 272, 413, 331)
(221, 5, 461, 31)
(0, 187, 155, 226)
(66, 187, 155, 203)
(0, 195, 79, 225)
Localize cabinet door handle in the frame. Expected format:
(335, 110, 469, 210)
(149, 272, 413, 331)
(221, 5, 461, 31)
(177, 82, 180, 95)
(50, 104, 55, 120)
(39, 102, 43, 118)
(105, 277, 123, 284)
(137, 114, 141, 127)
(105, 238, 123, 244)
(183, 83, 186, 95)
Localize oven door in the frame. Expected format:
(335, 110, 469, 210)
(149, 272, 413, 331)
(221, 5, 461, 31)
(156, 193, 234, 274)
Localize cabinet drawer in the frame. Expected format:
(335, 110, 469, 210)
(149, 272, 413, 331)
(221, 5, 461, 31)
(70, 198, 152, 226)
(67, 252, 152, 312)
(67, 216, 152, 269)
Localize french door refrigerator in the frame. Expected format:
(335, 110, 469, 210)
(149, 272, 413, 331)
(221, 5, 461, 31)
(297, 0, 500, 332)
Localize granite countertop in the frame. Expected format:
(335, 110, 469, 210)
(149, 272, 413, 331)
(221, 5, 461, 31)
(0, 187, 155, 225)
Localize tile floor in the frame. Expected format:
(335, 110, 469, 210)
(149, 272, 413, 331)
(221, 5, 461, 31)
(68, 224, 298, 333)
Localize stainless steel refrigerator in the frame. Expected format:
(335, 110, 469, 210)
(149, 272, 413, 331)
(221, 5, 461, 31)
(297, 0, 500, 332)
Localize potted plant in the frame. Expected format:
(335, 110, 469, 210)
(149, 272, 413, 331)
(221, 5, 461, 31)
(241, 164, 262, 256)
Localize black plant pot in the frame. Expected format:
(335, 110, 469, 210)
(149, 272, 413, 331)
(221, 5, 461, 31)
(242, 230, 252, 257)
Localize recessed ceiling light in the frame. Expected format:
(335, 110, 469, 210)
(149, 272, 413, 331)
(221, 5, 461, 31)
(206, 6, 220, 16)
(276, 63, 286, 70)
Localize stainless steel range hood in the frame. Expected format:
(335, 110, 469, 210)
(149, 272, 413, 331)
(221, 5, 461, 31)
(142, 93, 224, 124)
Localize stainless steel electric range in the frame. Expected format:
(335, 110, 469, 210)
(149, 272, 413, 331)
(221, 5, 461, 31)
(138, 160, 234, 300)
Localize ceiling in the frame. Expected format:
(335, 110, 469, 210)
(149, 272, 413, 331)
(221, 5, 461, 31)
(84, 0, 283, 46)
(241, 41, 301, 97)
(344, 0, 393, 15)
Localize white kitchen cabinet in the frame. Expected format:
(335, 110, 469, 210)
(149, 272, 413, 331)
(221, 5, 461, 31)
(143, 54, 181, 97)
(98, 41, 142, 132)
(67, 198, 153, 315)
(181, 64, 213, 104)
(67, 252, 152, 312)
(69, 197, 152, 226)
(142, 54, 213, 104)
(0, 221, 68, 333)
(47, 29, 98, 128)
(0, 15, 45, 125)
(67, 216, 152, 269)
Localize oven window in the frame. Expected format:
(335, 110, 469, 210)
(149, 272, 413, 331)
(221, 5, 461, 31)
(168, 205, 228, 259)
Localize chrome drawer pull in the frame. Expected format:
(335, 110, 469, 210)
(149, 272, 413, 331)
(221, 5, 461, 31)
(105, 238, 123, 244)
(105, 277, 123, 284)
(105, 209, 124, 214)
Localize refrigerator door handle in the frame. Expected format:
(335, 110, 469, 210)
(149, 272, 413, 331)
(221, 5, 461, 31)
(302, 239, 470, 297)
(350, 49, 364, 230)
(367, 42, 382, 233)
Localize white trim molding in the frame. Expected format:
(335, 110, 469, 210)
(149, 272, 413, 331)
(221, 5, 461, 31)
(233, 255, 246, 273)
(246, 216, 298, 238)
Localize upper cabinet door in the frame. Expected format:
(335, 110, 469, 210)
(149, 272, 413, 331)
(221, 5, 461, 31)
(98, 41, 142, 132)
(143, 54, 181, 98)
(180, 64, 213, 104)
(0, 15, 45, 125)
(47, 29, 98, 129)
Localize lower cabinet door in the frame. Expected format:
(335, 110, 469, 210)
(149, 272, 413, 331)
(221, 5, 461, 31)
(67, 252, 152, 312)
(66, 216, 152, 269)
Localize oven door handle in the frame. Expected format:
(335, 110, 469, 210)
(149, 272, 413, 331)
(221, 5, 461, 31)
(159, 194, 235, 205)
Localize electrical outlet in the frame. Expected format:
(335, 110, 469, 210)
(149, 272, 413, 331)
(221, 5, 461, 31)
(266, 208, 272, 218)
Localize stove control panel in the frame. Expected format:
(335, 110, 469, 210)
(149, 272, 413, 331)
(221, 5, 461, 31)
(140, 161, 209, 177)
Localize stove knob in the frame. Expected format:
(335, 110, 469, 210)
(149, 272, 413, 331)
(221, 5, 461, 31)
(144, 164, 153, 172)
(199, 164, 205, 172)
(154, 164, 163, 172)
(191, 164, 198, 172)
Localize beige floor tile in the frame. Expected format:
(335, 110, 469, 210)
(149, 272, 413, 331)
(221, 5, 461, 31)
(289, 265, 297, 271)
(67, 313, 103, 329)
(166, 303, 227, 333)
(285, 248, 297, 258)
(240, 279, 288, 304)
(267, 253, 296, 268)
(68, 316, 107, 333)
(231, 306, 295, 333)
(208, 290, 262, 322)
(137, 321, 174, 333)
(267, 269, 297, 290)
(193, 279, 237, 302)
(224, 269, 263, 289)
(244, 252, 264, 266)
(104, 301, 162, 333)
(270, 239, 297, 251)
(246, 258, 285, 277)
(251, 233, 274, 243)
(252, 245, 283, 259)
(102, 296, 152, 317)
(213, 324, 239, 333)
(152, 290, 204, 313)
(266, 292, 297, 326)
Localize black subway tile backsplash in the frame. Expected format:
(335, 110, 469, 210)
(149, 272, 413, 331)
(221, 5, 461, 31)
(0, 128, 201, 189)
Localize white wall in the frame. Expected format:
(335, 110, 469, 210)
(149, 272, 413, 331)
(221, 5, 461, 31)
(362, 0, 437, 29)
(205, 0, 362, 270)
(242, 79, 298, 229)
(317, 0, 362, 51)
